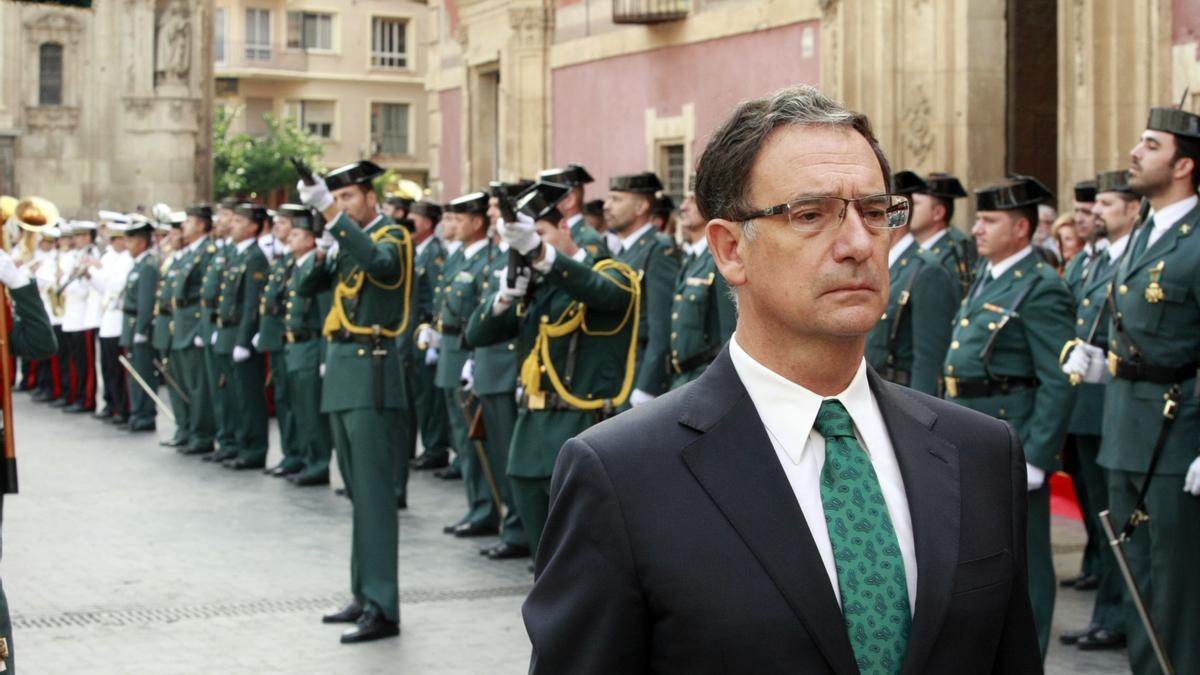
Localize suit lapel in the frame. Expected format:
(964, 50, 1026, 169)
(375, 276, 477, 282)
(678, 351, 859, 674)
(868, 372, 961, 675)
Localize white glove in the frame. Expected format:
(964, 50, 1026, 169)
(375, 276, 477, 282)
(133, 333, 149, 344)
(319, 363, 326, 378)
(497, 213, 541, 256)
(297, 178, 333, 211)
(460, 359, 475, 392)
(1062, 342, 1106, 384)
(417, 326, 442, 350)
(210, 330, 218, 346)
(251, 332, 261, 350)
(1184, 456, 1200, 496)
(1026, 463, 1046, 492)
(424, 347, 439, 366)
(492, 269, 531, 315)
(193, 335, 204, 348)
(0, 248, 30, 289)
(232, 345, 251, 363)
(630, 389, 656, 407)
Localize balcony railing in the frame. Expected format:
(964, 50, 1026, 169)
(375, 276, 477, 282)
(612, 0, 689, 24)
(214, 42, 311, 72)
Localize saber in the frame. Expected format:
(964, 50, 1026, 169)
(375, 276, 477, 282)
(457, 389, 505, 519)
(1099, 509, 1174, 675)
(152, 358, 190, 404)
(119, 353, 175, 423)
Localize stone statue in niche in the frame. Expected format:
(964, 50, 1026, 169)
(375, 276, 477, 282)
(155, 0, 190, 85)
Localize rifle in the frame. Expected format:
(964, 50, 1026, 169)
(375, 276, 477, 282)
(492, 183, 533, 315)
(291, 157, 316, 187)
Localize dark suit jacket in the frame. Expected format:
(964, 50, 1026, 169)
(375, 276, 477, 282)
(523, 348, 1041, 674)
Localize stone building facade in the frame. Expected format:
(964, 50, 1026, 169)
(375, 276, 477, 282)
(0, 0, 214, 217)
(427, 0, 1200, 222)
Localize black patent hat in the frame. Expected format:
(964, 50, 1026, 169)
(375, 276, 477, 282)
(609, 172, 662, 194)
(517, 182, 571, 223)
(538, 164, 594, 187)
(974, 175, 1055, 211)
(324, 160, 386, 191)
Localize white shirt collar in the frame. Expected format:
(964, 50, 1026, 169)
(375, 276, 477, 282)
(1148, 195, 1199, 242)
(1107, 233, 1131, 262)
(444, 239, 462, 254)
(295, 249, 316, 267)
(618, 222, 655, 251)
(920, 229, 949, 251)
(463, 238, 488, 260)
(235, 238, 255, 254)
(415, 236, 433, 257)
(133, 250, 150, 264)
(567, 213, 583, 228)
(187, 235, 207, 252)
(363, 214, 386, 233)
(887, 233, 916, 268)
(986, 245, 1034, 280)
(690, 236, 709, 256)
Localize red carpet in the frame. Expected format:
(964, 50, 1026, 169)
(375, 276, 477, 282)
(1050, 471, 1083, 520)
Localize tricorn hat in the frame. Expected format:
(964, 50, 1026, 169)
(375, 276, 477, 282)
(610, 172, 663, 194)
(410, 200, 443, 222)
(324, 160, 385, 192)
(277, 203, 323, 236)
(975, 175, 1055, 211)
(1096, 170, 1135, 195)
(1073, 180, 1098, 203)
(892, 170, 930, 196)
(538, 164, 594, 187)
(447, 192, 489, 215)
(1147, 107, 1200, 140)
(517, 182, 572, 224)
(924, 172, 968, 200)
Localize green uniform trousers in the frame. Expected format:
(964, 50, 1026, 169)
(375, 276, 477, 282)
(1108, 469, 1200, 675)
(174, 346, 214, 449)
(205, 346, 235, 453)
(286, 362, 331, 480)
(411, 358, 451, 462)
(442, 387, 497, 528)
(164, 352, 190, 444)
(329, 407, 403, 622)
(1075, 435, 1124, 633)
(268, 351, 301, 472)
(479, 393, 526, 548)
(1028, 484, 1055, 659)
(394, 365, 414, 501)
(128, 343, 156, 427)
(231, 354, 268, 464)
(510, 476, 552, 559)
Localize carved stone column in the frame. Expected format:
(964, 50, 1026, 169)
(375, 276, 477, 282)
(501, 5, 551, 181)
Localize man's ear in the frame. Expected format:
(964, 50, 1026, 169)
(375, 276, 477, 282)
(708, 219, 747, 287)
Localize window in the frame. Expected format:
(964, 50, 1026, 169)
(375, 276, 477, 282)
(286, 12, 333, 50)
(244, 97, 273, 137)
(371, 103, 409, 155)
(659, 143, 686, 205)
(285, 100, 335, 139)
(213, 8, 227, 63)
(39, 43, 63, 106)
(371, 17, 407, 69)
(245, 8, 271, 61)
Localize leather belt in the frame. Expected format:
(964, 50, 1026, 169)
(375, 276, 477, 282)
(209, 312, 220, 324)
(329, 330, 388, 347)
(1108, 353, 1197, 385)
(943, 376, 1038, 399)
(671, 345, 722, 375)
(880, 367, 911, 387)
(519, 390, 586, 412)
(436, 321, 462, 336)
(286, 330, 316, 344)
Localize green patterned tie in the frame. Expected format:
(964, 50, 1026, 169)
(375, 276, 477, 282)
(815, 399, 911, 675)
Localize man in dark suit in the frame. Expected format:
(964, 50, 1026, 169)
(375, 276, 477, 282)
(523, 85, 1041, 674)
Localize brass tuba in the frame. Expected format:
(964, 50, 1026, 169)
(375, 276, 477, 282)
(4, 197, 49, 264)
(13, 196, 58, 232)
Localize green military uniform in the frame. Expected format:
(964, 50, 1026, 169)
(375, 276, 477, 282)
(259, 252, 301, 474)
(170, 220, 217, 454)
(668, 241, 735, 389)
(435, 208, 497, 532)
(120, 247, 159, 430)
(214, 221, 269, 468)
(943, 177, 1076, 659)
(608, 173, 680, 401)
(1063, 189, 1130, 644)
(922, 172, 978, 297)
(152, 248, 189, 444)
(200, 239, 236, 459)
(0, 274, 60, 674)
(471, 244, 527, 549)
(467, 180, 639, 556)
(296, 189, 412, 627)
(407, 211, 452, 468)
(865, 236, 958, 396)
(538, 164, 610, 261)
(283, 247, 333, 483)
(567, 214, 609, 260)
(1100, 108, 1200, 675)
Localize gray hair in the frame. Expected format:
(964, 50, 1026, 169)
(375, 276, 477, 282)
(694, 85, 892, 240)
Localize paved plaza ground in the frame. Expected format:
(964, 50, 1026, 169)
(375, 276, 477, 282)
(4, 394, 1128, 673)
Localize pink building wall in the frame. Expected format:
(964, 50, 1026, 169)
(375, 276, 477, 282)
(551, 20, 820, 197)
(439, 88, 463, 201)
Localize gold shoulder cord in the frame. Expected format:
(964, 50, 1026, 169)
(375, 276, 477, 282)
(519, 259, 641, 410)
(323, 224, 414, 338)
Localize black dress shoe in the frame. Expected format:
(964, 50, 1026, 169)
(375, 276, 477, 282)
(31, 391, 51, 402)
(410, 454, 449, 470)
(334, 487, 348, 497)
(527, 562, 536, 574)
(1077, 628, 1126, 651)
(1073, 574, 1100, 591)
(479, 544, 496, 556)
(1060, 624, 1099, 645)
(291, 472, 330, 487)
(128, 423, 156, 432)
(443, 520, 466, 534)
(112, 418, 130, 429)
(207, 449, 237, 463)
(487, 543, 531, 560)
(64, 404, 95, 414)
(322, 601, 363, 624)
(452, 522, 498, 538)
(433, 466, 463, 480)
(49, 398, 72, 408)
(340, 612, 399, 644)
(180, 445, 214, 456)
(225, 457, 266, 470)
(93, 408, 111, 420)
(160, 438, 188, 448)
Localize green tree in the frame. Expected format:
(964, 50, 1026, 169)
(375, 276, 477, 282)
(213, 106, 324, 203)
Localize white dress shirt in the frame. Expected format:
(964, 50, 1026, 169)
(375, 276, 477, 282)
(920, 229, 949, 252)
(984, 245, 1034, 280)
(616, 222, 655, 255)
(1106, 233, 1130, 263)
(887, 233, 915, 268)
(728, 335, 918, 613)
(1145, 195, 1199, 250)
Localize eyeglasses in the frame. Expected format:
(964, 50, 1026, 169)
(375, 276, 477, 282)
(736, 193, 911, 232)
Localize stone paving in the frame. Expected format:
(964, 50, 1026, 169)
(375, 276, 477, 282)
(3, 393, 1128, 673)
